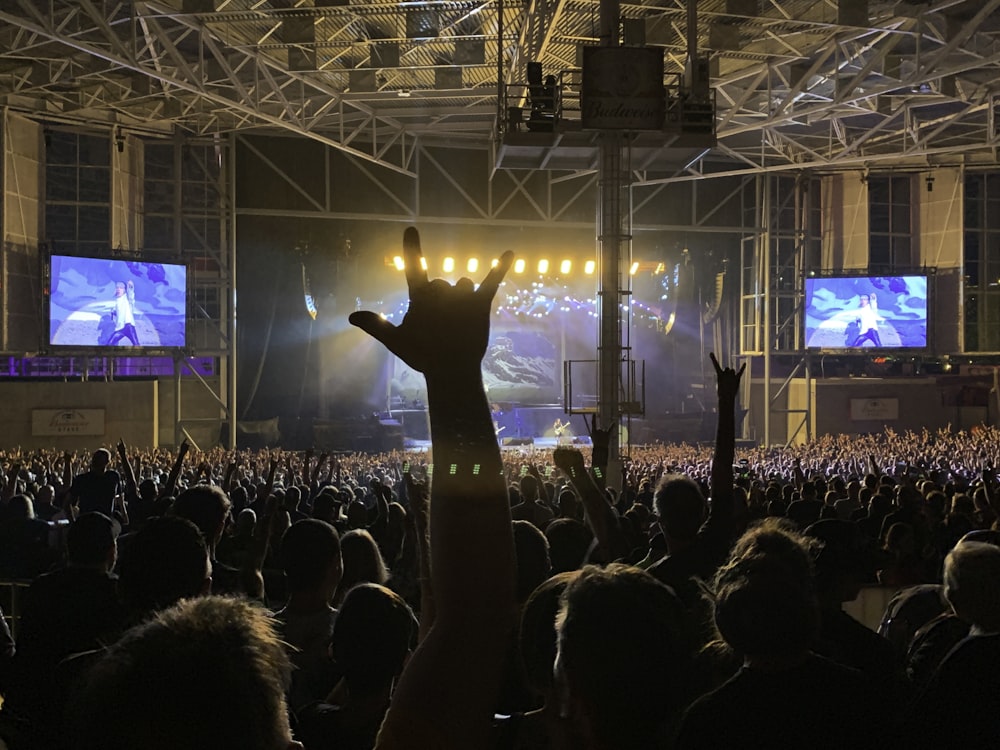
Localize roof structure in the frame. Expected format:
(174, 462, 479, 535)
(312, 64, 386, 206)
(1, 0, 999, 179)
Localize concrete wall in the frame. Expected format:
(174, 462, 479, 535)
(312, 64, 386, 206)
(813, 378, 950, 437)
(2, 112, 44, 353)
(155, 376, 226, 449)
(821, 171, 869, 270)
(916, 167, 963, 354)
(817, 167, 964, 355)
(748, 375, 993, 446)
(0, 380, 158, 450)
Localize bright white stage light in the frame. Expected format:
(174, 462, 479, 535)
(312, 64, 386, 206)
(467, 258, 479, 273)
(491, 258, 500, 268)
(514, 259, 526, 274)
(584, 260, 596, 275)
(560, 260, 572, 274)
(629, 261, 640, 276)
(420, 257, 428, 271)
(538, 259, 549, 274)
(393, 256, 405, 271)
(443, 257, 455, 273)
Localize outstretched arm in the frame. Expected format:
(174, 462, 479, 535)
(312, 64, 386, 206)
(117, 439, 139, 503)
(160, 439, 189, 498)
(350, 227, 515, 749)
(554, 447, 630, 561)
(708, 353, 745, 524)
(982, 465, 1000, 519)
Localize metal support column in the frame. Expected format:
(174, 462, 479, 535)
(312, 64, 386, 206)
(174, 352, 182, 447)
(597, 131, 628, 467)
(227, 135, 238, 450)
(761, 174, 772, 447)
(595, 0, 629, 474)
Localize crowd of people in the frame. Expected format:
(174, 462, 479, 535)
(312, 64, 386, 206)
(0, 228, 998, 748)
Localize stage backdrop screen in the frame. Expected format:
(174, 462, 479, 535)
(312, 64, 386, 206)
(804, 275, 927, 350)
(49, 254, 187, 348)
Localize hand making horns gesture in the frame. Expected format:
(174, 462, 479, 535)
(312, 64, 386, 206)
(349, 227, 514, 375)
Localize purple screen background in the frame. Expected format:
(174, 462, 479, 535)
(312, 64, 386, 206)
(49, 255, 187, 347)
(804, 275, 928, 349)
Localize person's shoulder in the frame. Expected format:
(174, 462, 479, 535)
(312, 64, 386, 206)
(805, 651, 867, 682)
(941, 632, 1000, 672)
(534, 501, 553, 519)
(510, 503, 530, 521)
(375, 707, 455, 750)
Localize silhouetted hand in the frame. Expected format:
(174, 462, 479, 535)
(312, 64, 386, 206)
(588, 415, 615, 476)
(553, 447, 587, 481)
(349, 227, 514, 376)
(709, 352, 745, 401)
(404, 472, 430, 533)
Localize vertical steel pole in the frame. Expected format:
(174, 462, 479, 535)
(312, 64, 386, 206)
(228, 135, 238, 450)
(596, 0, 625, 472)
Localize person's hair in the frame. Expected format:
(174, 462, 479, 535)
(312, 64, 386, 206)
(229, 485, 248, 512)
(311, 492, 338, 523)
(556, 564, 691, 747)
(91, 449, 111, 469)
(235, 507, 256, 536)
(520, 571, 576, 697)
(943, 541, 1000, 631)
(545, 518, 593, 574)
(884, 522, 914, 554)
(513, 520, 552, 603)
(138, 478, 158, 502)
(520, 474, 539, 502)
(279, 519, 341, 593)
(654, 474, 706, 541)
(7, 493, 35, 521)
(712, 520, 819, 657)
(334, 529, 388, 605)
(73, 596, 293, 750)
(117, 516, 209, 616)
(332, 583, 417, 693)
(170, 485, 232, 544)
(346, 500, 368, 528)
(66, 512, 116, 567)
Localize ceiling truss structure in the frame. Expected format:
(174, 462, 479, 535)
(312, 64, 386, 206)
(0, 0, 999, 181)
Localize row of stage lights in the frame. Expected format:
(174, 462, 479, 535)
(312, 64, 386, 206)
(389, 256, 647, 277)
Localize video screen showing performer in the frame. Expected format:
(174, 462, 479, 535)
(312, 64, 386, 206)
(49, 255, 187, 347)
(804, 276, 927, 349)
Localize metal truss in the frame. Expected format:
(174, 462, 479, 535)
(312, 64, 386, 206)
(0, 0, 421, 174)
(237, 133, 751, 234)
(2, 0, 999, 184)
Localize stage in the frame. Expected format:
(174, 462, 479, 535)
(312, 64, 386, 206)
(403, 435, 591, 452)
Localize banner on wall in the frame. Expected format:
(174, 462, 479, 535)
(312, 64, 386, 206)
(849, 398, 898, 421)
(581, 46, 666, 130)
(32, 409, 106, 436)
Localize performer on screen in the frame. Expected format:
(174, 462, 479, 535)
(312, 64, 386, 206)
(851, 293, 882, 347)
(109, 280, 140, 346)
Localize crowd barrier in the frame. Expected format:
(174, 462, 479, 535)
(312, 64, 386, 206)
(0, 580, 31, 640)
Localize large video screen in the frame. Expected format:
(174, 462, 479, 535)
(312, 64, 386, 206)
(804, 275, 927, 350)
(49, 254, 187, 348)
